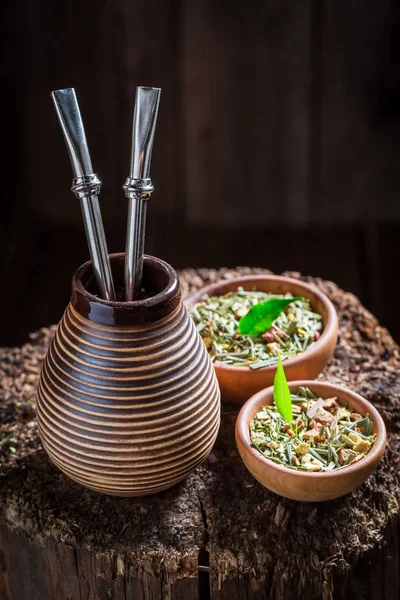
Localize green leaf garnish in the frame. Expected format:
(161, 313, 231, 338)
(238, 297, 301, 336)
(273, 354, 293, 423)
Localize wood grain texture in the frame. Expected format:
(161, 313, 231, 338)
(36, 256, 221, 496)
(4, 0, 400, 238)
(314, 0, 400, 223)
(182, 0, 312, 226)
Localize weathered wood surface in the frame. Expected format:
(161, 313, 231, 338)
(0, 267, 399, 600)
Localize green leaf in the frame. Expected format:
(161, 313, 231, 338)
(238, 297, 301, 336)
(273, 355, 293, 423)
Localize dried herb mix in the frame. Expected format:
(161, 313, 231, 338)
(189, 288, 323, 369)
(250, 386, 376, 472)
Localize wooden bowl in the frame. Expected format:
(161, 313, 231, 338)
(235, 381, 387, 502)
(37, 253, 221, 496)
(185, 275, 338, 404)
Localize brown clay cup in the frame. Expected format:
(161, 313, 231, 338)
(185, 275, 338, 404)
(37, 253, 221, 496)
(235, 381, 387, 502)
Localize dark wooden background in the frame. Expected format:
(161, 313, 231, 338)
(1, 0, 400, 345)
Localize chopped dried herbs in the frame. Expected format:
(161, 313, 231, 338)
(189, 288, 323, 369)
(250, 387, 377, 472)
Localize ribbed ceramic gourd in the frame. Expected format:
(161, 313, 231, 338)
(37, 254, 221, 496)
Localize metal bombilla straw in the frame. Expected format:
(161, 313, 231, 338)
(51, 88, 116, 301)
(123, 86, 161, 301)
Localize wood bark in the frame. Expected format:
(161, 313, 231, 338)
(0, 268, 399, 600)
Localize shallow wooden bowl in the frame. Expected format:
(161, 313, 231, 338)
(235, 381, 387, 502)
(185, 275, 338, 404)
(37, 253, 221, 496)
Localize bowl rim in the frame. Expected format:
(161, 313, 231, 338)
(184, 274, 338, 373)
(235, 380, 387, 479)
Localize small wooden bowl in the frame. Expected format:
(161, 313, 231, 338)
(185, 275, 338, 404)
(235, 381, 387, 502)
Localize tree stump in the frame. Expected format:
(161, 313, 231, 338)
(0, 268, 399, 600)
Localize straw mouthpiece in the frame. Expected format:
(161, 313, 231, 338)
(51, 88, 93, 179)
(129, 86, 161, 180)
